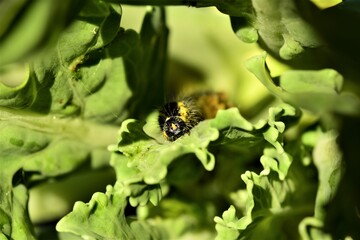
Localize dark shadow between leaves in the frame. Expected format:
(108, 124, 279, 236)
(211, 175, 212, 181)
(118, 120, 154, 146)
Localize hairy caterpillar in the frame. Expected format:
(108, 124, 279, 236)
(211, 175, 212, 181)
(158, 92, 230, 141)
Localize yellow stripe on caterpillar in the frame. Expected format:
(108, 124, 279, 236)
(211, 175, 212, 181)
(177, 101, 189, 122)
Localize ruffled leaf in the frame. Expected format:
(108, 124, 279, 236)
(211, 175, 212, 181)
(56, 185, 166, 239)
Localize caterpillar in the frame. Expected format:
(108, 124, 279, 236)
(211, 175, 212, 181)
(158, 92, 230, 141)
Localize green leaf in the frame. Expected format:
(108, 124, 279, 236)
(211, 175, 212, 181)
(0, 109, 118, 236)
(30, 3, 126, 117)
(259, 104, 300, 180)
(56, 185, 130, 239)
(222, 0, 323, 61)
(0, 124, 41, 238)
(215, 167, 316, 239)
(323, 115, 360, 239)
(213, 124, 346, 240)
(214, 205, 243, 240)
(245, 52, 360, 115)
(56, 185, 166, 240)
(299, 130, 343, 240)
(279, 69, 343, 94)
(0, 108, 118, 175)
(137, 197, 217, 239)
(80, 35, 132, 123)
(0, 184, 36, 240)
